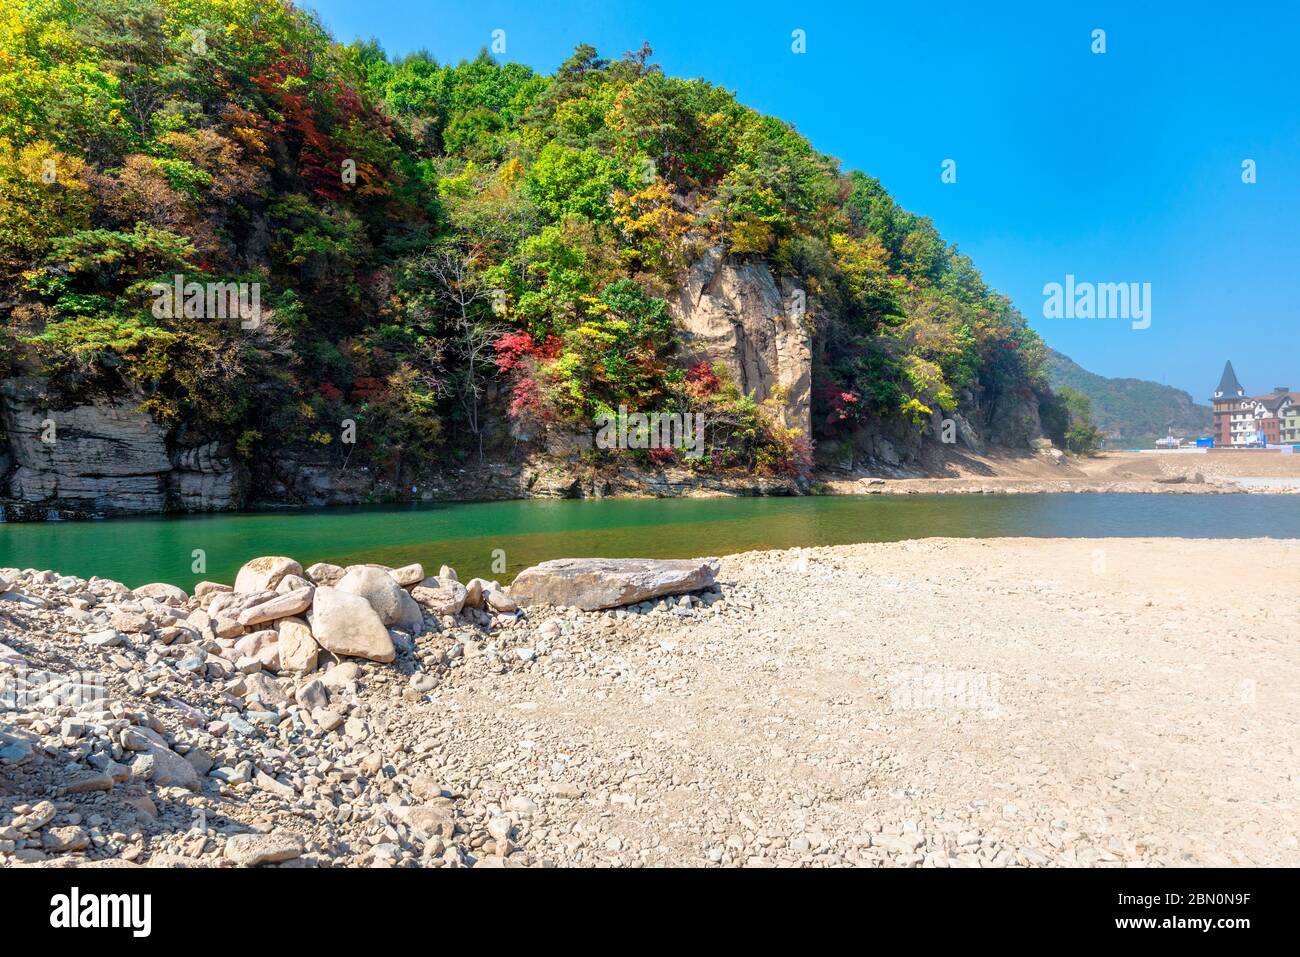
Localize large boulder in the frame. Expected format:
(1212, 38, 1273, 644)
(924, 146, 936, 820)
(484, 586, 517, 613)
(233, 629, 278, 659)
(307, 586, 395, 663)
(336, 565, 405, 625)
(234, 557, 303, 594)
(508, 558, 716, 611)
(276, 574, 313, 594)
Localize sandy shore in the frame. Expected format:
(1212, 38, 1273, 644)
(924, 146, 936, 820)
(2, 537, 1297, 867)
(823, 449, 1300, 495)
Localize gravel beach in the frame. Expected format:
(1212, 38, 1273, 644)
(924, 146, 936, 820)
(2, 537, 1296, 868)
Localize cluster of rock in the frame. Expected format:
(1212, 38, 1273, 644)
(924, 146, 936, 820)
(0, 554, 720, 867)
(191, 555, 524, 672)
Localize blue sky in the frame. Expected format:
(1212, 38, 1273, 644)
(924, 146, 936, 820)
(304, 0, 1300, 400)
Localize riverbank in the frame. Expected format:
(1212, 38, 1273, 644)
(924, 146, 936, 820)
(822, 448, 1300, 495)
(3, 537, 1296, 868)
(7, 447, 1298, 524)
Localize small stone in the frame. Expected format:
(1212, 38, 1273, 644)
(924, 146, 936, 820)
(255, 771, 296, 799)
(84, 628, 123, 648)
(312, 709, 345, 732)
(43, 826, 91, 853)
(506, 795, 538, 815)
(224, 831, 304, 866)
(109, 610, 152, 633)
(210, 762, 253, 785)
(295, 678, 330, 710)
(65, 771, 114, 794)
(548, 782, 584, 800)
(484, 588, 517, 613)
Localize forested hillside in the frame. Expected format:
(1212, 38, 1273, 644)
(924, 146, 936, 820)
(1, 0, 1059, 512)
(1046, 350, 1211, 447)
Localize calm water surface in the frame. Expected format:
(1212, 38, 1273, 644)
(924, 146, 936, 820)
(2, 493, 1297, 589)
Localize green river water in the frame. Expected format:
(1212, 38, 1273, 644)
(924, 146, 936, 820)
(2, 493, 1297, 590)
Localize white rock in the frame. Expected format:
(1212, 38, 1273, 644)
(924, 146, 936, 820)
(393, 591, 426, 634)
(237, 586, 314, 626)
(307, 586, 396, 663)
(304, 562, 346, 586)
(234, 556, 303, 594)
(225, 831, 304, 867)
(84, 628, 123, 648)
(390, 563, 425, 587)
(485, 588, 517, 613)
(336, 566, 405, 626)
(132, 582, 188, 604)
(411, 577, 468, 616)
(276, 617, 320, 673)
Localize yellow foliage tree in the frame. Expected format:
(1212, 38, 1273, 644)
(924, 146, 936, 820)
(611, 181, 691, 280)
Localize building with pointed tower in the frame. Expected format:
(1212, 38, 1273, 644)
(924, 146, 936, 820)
(1211, 361, 1248, 446)
(1211, 361, 1298, 446)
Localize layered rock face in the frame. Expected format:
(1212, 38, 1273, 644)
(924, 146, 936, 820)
(0, 377, 243, 517)
(670, 245, 812, 438)
(170, 441, 243, 512)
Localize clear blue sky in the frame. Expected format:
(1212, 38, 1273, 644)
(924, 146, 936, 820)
(304, 0, 1300, 401)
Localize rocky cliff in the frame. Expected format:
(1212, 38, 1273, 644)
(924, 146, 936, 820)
(669, 246, 812, 437)
(0, 378, 244, 519)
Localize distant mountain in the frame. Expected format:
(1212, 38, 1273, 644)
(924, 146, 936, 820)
(1046, 349, 1213, 447)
